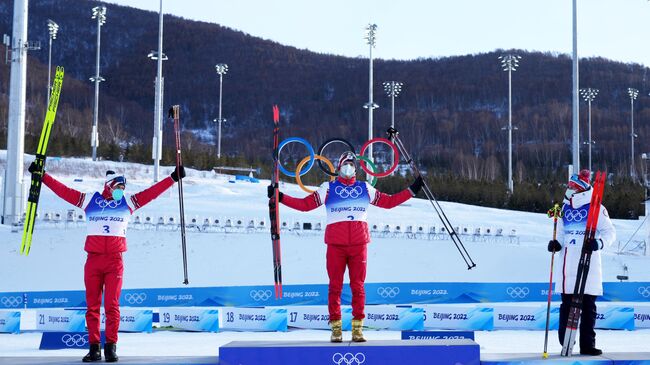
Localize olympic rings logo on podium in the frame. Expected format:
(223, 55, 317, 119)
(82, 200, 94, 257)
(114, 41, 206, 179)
(277, 137, 399, 193)
(506, 286, 530, 299)
(250, 290, 273, 301)
(61, 334, 88, 347)
(564, 209, 588, 222)
(0, 296, 23, 308)
(332, 352, 366, 365)
(377, 287, 400, 298)
(124, 293, 147, 305)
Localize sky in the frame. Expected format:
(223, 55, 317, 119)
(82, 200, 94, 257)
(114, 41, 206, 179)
(102, 0, 650, 66)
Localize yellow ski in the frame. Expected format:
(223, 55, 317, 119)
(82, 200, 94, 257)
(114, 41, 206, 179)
(20, 66, 64, 255)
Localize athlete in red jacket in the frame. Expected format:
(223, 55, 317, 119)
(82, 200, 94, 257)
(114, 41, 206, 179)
(269, 152, 423, 342)
(30, 162, 185, 362)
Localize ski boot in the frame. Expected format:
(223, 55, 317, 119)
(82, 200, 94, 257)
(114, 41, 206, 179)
(82, 343, 102, 362)
(580, 347, 603, 356)
(351, 319, 366, 342)
(104, 343, 119, 362)
(330, 320, 343, 343)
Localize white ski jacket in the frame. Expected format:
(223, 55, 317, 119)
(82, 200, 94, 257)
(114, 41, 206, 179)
(554, 188, 616, 296)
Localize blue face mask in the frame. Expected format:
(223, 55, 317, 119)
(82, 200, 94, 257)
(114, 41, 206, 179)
(112, 189, 124, 201)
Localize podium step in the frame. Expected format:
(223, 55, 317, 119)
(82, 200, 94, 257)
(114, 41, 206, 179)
(219, 339, 480, 365)
(481, 352, 650, 364)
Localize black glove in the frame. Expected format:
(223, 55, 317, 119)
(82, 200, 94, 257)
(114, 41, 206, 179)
(547, 240, 562, 252)
(171, 166, 186, 182)
(584, 238, 603, 253)
(28, 161, 42, 174)
(267, 185, 283, 202)
(408, 176, 424, 195)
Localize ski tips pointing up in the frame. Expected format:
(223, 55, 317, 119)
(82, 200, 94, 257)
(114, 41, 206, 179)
(273, 105, 279, 123)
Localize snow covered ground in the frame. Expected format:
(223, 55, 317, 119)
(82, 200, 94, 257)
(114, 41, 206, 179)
(1, 154, 649, 358)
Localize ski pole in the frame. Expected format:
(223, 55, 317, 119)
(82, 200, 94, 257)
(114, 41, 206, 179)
(387, 127, 476, 269)
(169, 106, 189, 285)
(543, 203, 562, 359)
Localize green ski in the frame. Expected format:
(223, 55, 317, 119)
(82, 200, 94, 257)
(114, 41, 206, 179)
(20, 66, 65, 256)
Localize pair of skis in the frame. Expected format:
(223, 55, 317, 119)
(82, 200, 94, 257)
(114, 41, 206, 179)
(269, 105, 283, 299)
(560, 170, 606, 357)
(20, 66, 65, 256)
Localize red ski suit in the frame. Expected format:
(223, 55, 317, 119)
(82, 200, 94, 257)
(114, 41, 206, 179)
(281, 176, 412, 320)
(42, 173, 174, 344)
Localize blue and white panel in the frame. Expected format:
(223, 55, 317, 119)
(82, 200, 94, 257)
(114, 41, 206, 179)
(634, 305, 650, 329)
(220, 307, 287, 332)
(0, 294, 25, 309)
(493, 305, 558, 330)
(100, 308, 152, 333)
(364, 305, 423, 330)
(0, 311, 20, 333)
(159, 307, 219, 332)
(416, 305, 494, 331)
(286, 306, 351, 330)
(595, 306, 634, 330)
(35, 309, 86, 332)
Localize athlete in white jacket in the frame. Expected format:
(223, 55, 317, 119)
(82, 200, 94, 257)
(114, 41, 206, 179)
(548, 170, 616, 356)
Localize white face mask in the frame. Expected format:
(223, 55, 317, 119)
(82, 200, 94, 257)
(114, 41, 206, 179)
(340, 164, 356, 178)
(564, 188, 576, 200)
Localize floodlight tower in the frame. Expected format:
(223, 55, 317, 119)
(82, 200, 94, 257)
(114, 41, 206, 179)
(214, 63, 228, 159)
(628, 88, 639, 178)
(90, 6, 106, 162)
(571, 0, 580, 172)
(499, 54, 521, 194)
(579, 88, 598, 172)
(383, 81, 403, 165)
(148, 0, 167, 181)
(3, 0, 41, 224)
(363, 24, 379, 160)
(46, 19, 59, 106)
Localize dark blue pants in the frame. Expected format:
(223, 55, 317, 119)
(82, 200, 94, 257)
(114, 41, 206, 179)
(559, 293, 597, 350)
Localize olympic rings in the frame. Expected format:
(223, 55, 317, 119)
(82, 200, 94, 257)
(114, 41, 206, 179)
(359, 138, 399, 177)
(356, 155, 377, 187)
(278, 137, 315, 177)
(317, 138, 356, 177)
(295, 155, 336, 193)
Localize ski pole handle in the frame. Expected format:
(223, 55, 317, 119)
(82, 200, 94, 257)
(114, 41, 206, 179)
(547, 203, 563, 241)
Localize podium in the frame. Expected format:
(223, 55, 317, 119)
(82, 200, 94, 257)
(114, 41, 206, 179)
(219, 339, 480, 365)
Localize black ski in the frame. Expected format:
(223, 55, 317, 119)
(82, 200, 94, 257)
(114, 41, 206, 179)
(269, 105, 283, 299)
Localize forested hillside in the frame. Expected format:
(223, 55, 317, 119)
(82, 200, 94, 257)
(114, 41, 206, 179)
(0, 0, 647, 217)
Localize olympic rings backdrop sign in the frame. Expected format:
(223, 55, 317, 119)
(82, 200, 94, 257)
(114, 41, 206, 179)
(277, 137, 400, 193)
(2, 282, 650, 310)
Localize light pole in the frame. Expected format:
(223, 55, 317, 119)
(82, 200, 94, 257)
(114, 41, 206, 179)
(628, 88, 639, 178)
(90, 6, 106, 162)
(499, 54, 521, 194)
(46, 19, 58, 106)
(148, 0, 166, 181)
(579, 88, 598, 172)
(363, 24, 378, 161)
(214, 63, 228, 159)
(571, 0, 580, 172)
(383, 81, 402, 165)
